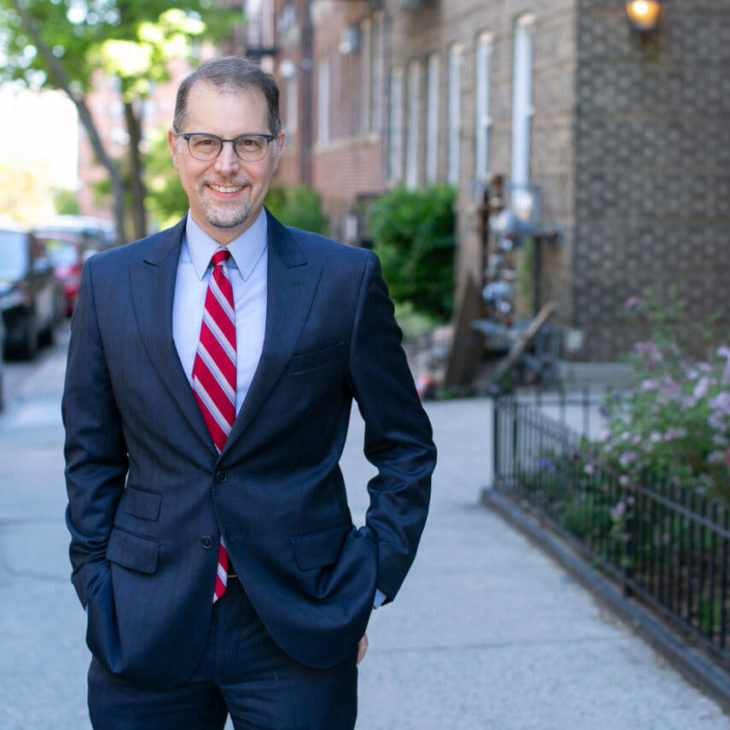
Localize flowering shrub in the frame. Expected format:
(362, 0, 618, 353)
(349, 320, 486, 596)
(589, 295, 730, 503)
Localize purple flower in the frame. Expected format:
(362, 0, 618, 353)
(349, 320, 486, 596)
(536, 457, 556, 473)
(707, 451, 725, 465)
(619, 451, 638, 466)
(693, 376, 710, 401)
(610, 501, 627, 519)
(642, 379, 659, 392)
(660, 378, 681, 399)
(624, 296, 643, 310)
(709, 412, 726, 430)
(710, 391, 730, 414)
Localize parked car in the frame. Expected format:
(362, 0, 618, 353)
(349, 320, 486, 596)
(33, 230, 85, 317)
(0, 316, 5, 411)
(0, 225, 59, 359)
(33, 215, 116, 255)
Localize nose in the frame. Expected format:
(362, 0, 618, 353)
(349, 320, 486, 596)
(214, 141, 240, 174)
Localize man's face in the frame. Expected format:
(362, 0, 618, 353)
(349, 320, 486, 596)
(168, 81, 284, 245)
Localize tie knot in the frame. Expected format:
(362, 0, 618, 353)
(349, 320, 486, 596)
(211, 249, 231, 267)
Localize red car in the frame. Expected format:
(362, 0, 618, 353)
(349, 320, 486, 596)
(34, 231, 85, 317)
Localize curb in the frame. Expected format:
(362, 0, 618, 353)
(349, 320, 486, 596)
(481, 486, 730, 716)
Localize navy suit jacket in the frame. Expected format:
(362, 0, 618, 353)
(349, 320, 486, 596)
(62, 211, 435, 688)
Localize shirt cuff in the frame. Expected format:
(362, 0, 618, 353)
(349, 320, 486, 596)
(373, 588, 387, 609)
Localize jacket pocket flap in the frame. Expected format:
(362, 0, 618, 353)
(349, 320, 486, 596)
(290, 342, 345, 373)
(124, 487, 162, 521)
(291, 523, 350, 571)
(106, 528, 159, 574)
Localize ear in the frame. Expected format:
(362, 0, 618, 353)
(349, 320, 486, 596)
(168, 129, 181, 171)
(273, 131, 286, 172)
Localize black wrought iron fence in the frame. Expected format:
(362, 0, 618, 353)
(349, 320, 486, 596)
(493, 392, 730, 670)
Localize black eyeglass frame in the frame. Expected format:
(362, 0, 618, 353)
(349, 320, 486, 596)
(174, 132, 277, 162)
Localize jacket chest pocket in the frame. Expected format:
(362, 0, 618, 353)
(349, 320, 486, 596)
(289, 342, 346, 375)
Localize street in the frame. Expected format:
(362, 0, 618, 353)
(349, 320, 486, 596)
(1, 331, 728, 729)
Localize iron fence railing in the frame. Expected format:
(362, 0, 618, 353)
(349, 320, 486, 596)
(493, 392, 730, 670)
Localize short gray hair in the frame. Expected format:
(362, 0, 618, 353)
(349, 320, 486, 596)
(173, 56, 281, 136)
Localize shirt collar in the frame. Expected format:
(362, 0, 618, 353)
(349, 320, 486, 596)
(184, 210, 268, 282)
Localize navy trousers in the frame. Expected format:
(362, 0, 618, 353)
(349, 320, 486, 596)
(88, 577, 359, 729)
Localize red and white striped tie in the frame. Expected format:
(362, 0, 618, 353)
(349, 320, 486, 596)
(192, 249, 236, 603)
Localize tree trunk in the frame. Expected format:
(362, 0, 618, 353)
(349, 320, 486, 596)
(9, 0, 128, 245)
(124, 100, 147, 240)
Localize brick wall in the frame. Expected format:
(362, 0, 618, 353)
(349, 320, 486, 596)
(574, 0, 730, 359)
(310, 0, 385, 242)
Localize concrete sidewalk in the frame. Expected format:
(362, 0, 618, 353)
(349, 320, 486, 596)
(0, 339, 727, 728)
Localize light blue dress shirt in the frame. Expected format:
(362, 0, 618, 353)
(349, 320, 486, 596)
(172, 211, 268, 414)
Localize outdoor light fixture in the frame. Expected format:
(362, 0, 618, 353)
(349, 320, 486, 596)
(279, 58, 297, 79)
(625, 1, 664, 33)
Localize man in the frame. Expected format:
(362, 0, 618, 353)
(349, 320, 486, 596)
(63, 56, 435, 729)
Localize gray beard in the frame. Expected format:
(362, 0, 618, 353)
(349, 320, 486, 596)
(201, 198, 250, 230)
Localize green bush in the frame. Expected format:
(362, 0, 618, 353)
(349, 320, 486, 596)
(264, 184, 328, 234)
(368, 185, 455, 322)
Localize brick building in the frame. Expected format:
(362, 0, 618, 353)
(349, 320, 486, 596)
(246, 0, 730, 363)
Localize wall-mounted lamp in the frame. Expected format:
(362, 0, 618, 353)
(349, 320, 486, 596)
(625, 1, 664, 33)
(279, 59, 297, 79)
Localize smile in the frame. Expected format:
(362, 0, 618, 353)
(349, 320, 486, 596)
(209, 184, 244, 193)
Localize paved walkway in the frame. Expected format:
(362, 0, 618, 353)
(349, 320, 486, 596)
(0, 338, 728, 728)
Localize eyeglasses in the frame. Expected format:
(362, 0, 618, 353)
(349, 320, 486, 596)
(175, 132, 276, 162)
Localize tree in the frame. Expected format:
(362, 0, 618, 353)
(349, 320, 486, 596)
(0, 0, 233, 243)
(144, 125, 189, 229)
(0, 163, 55, 221)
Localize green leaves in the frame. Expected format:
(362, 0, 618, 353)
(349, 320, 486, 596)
(368, 185, 456, 322)
(264, 184, 329, 235)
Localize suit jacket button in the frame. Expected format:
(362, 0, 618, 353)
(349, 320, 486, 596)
(215, 471, 227, 483)
(201, 536, 214, 549)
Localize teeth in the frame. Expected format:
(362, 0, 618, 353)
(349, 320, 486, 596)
(210, 184, 242, 193)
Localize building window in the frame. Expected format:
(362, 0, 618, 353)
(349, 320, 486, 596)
(317, 56, 330, 146)
(426, 53, 440, 185)
(285, 77, 298, 137)
(448, 43, 462, 186)
(405, 61, 421, 190)
(360, 19, 371, 136)
(331, 50, 341, 140)
(389, 66, 404, 182)
(511, 14, 534, 195)
(475, 32, 493, 183)
(371, 11, 385, 134)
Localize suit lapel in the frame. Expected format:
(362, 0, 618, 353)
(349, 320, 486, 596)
(129, 218, 216, 454)
(223, 212, 322, 452)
